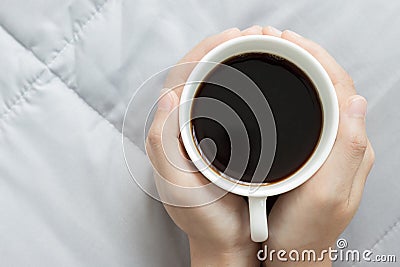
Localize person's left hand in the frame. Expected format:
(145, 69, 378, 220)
(146, 26, 265, 267)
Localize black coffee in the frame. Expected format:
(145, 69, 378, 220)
(191, 52, 323, 183)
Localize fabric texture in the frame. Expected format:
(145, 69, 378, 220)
(0, 0, 399, 266)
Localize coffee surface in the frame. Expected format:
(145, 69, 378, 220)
(191, 52, 323, 183)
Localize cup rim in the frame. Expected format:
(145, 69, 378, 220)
(179, 35, 339, 197)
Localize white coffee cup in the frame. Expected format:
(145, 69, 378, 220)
(179, 35, 339, 242)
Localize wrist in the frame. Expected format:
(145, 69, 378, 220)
(189, 237, 261, 267)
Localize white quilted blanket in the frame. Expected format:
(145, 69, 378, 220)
(0, 0, 399, 266)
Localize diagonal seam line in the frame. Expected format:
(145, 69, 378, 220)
(0, 63, 47, 124)
(0, 4, 145, 155)
(52, 70, 145, 155)
(351, 217, 400, 267)
(51, 72, 146, 156)
(369, 218, 400, 250)
(0, 57, 145, 157)
(0, 0, 111, 124)
(44, 0, 110, 66)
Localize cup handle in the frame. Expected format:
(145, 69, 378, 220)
(248, 196, 268, 242)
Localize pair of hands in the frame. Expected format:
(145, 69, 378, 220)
(146, 25, 375, 266)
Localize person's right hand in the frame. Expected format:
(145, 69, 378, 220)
(260, 27, 375, 266)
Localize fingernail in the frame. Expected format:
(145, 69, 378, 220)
(266, 26, 282, 35)
(158, 89, 174, 111)
(243, 25, 262, 32)
(222, 27, 239, 34)
(286, 30, 302, 38)
(347, 96, 367, 118)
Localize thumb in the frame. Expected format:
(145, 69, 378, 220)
(338, 95, 368, 166)
(146, 89, 225, 207)
(314, 95, 368, 194)
(147, 88, 180, 150)
(146, 89, 198, 180)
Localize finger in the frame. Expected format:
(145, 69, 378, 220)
(146, 89, 183, 173)
(165, 28, 241, 98)
(148, 89, 180, 142)
(311, 95, 368, 196)
(241, 25, 263, 35)
(262, 26, 282, 37)
(181, 27, 241, 63)
(146, 90, 228, 207)
(146, 89, 208, 186)
(348, 139, 375, 205)
(281, 30, 356, 102)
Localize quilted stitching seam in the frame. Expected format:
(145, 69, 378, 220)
(50, 68, 144, 154)
(351, 217, 400, 267)
(0, 40, 145, 158)
(0, 66, 47, 124)
(44, 0, 110, 66)
(0, 2, 145, 156)
(0, 0, 111, 127)
(369, 218, 400, 250)
(50, 72, 144, 155)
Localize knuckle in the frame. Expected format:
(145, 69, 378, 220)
(281, 29, 291, 37)
(146, 128, 162, 147)
(347, 134, 368, 159)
